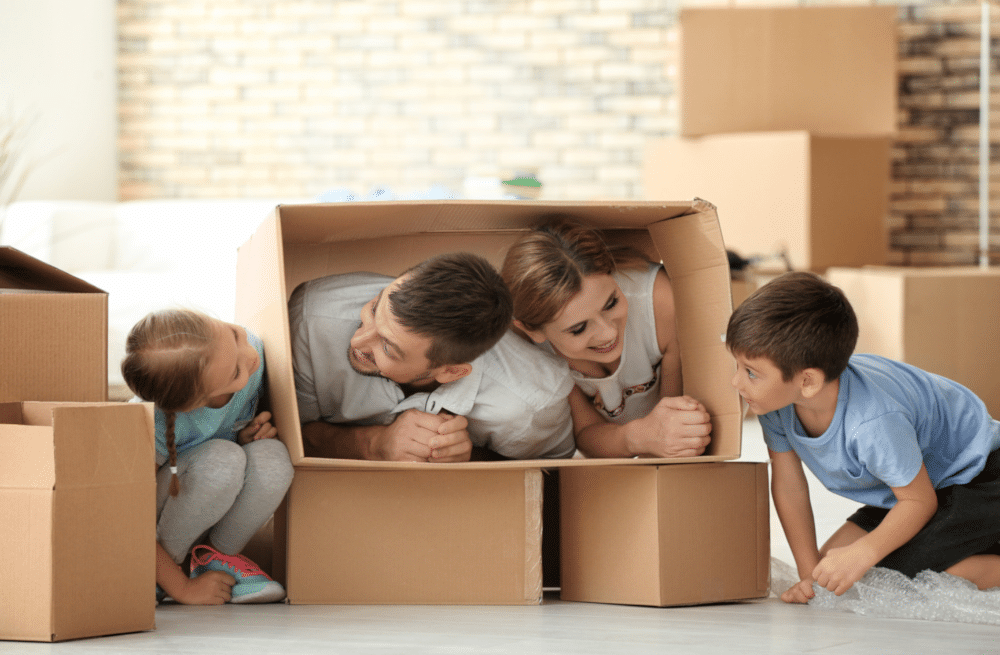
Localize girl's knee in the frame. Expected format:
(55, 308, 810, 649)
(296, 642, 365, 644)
(244, 438, 295, 491)
(186, 439, 247, 490)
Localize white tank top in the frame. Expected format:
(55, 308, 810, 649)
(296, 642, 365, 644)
(550, 263, 665, 425)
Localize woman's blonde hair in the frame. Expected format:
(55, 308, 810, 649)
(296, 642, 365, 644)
(121, 309, 216, 496)
(501, 217, 650, 331)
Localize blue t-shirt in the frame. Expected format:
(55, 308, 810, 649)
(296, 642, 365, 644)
(760, 354, 1000, 508)
(152, 328, 266, 461)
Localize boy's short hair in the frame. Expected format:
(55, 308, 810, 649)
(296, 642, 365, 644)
(726, 271, 859, 382)
(390, 252, 513, 366)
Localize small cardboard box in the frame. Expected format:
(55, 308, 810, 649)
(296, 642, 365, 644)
(678, 5, 897, 137)
(0, 247, 108, 403)
(0, 402, 156, 642)
(644, 132, 890, 272)
(560, 462, 769, 607)
(236, 200, 745, 604)
(828, 266, 1000, 418)
(276, 468, 544, 604)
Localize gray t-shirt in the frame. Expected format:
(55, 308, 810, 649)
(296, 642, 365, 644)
(288, 271, 577, 459)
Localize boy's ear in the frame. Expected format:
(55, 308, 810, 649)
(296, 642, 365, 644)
(798, 367, 827, 399)
(434, 362, 473, 384)
(513, 319, 546, 344)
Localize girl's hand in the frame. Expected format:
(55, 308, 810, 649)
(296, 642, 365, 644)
(238, 411, 278, 445)
(172, 570, 235, 605)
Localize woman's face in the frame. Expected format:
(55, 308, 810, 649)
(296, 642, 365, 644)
(527, 273, 629, 365)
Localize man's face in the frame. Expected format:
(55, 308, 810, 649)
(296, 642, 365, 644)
(347, 277, 445, 386)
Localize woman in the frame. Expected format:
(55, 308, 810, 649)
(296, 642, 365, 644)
(501, 218, 712, 458)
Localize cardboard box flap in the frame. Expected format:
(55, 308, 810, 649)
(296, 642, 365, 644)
(49, 405, 154, 489)
(275, 200, 698, 243)
(0, 247, 105, 293)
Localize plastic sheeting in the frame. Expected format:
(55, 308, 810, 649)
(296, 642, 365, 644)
(770, 557, 1000, 625)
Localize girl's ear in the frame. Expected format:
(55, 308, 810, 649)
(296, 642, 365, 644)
(513, 319, 546, 344)
(799, 367, 827, 399)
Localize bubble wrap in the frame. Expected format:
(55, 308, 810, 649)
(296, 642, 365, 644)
(769, 557, 1000, 625)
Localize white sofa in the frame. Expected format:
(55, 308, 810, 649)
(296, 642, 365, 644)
(1, 199, 303, 397)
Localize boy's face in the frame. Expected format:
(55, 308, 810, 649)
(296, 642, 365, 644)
(730, 352, 804, 416)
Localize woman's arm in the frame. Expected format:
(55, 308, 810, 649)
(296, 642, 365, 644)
(570, 385, 710, 458)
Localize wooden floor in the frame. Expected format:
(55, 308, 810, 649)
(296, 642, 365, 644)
(8, 594, 1000, 654)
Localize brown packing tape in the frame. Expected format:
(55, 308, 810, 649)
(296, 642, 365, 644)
(524, 469, 543, 603)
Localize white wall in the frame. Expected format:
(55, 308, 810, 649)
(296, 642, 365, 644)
(0, 0, 117, 201)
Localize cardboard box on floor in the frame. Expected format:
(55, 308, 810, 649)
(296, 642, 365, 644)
(677, 5, 897, 137)
(0, 402, 156, 642)
(561, 462, 769, 607)
(828, 266, 1000, 418)
(644, 132, 890, 272)
(235, 200, 756, 605)
(0, 247, 108, 403)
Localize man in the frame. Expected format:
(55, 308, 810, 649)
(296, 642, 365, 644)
(289, 252, 576, 462)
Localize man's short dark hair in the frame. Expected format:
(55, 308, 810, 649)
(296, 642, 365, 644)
(389, 252, 513, 366)
(726, 271, 859, 382)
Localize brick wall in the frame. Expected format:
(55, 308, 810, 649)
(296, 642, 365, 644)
(117, 0, 997, 265)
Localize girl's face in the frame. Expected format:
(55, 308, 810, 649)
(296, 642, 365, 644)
(524, 273, 629, 365)
(199, 319, 261, 409)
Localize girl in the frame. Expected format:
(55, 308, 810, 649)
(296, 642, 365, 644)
(122, 309, 294, 605)
(501, 218, 713, 458)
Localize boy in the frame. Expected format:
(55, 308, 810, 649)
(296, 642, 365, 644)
(727, 271, 1000, 603)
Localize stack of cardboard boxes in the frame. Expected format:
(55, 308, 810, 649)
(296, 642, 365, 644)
(235, 199, 770, 607)
(643, 5, 897, 274)
(0, 248, 156, 641)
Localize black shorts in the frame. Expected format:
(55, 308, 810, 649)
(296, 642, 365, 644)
(847, 448, 1000, 578)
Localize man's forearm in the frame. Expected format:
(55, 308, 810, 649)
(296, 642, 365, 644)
(301, 420, 379, 460)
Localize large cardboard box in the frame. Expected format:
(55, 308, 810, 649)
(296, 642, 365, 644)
(644, 132, 891, 272)
(0, 402, 156, 642)
(235, 200, 747, 604)
(678, 5, 897, 137)
(560, 462, 769, 607)
(0, 247, 108, 403)
(828, 266, 1000, 418)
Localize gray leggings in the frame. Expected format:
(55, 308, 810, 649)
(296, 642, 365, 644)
(156, 438, 294, 564)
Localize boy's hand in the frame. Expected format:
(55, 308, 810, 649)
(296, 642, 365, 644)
(237, 411, 278, 445)
(780, 577, 816, 604)
(812, 542, 877, 596)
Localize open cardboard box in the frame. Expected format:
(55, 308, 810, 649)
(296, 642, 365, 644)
(235, 200, 759, 605)
(0, 247, 108, 403)
(0, 402, 156, 642)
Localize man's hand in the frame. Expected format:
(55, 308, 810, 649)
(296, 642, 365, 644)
(371, 408, 472, 462)
(631, 395, 712, 457)
(237, 411, 278, 445)
(428, 412, 472, 463)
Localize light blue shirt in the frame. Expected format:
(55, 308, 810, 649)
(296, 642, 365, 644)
(760, 354, 1000, 508)
(149, 328, 265, 463)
